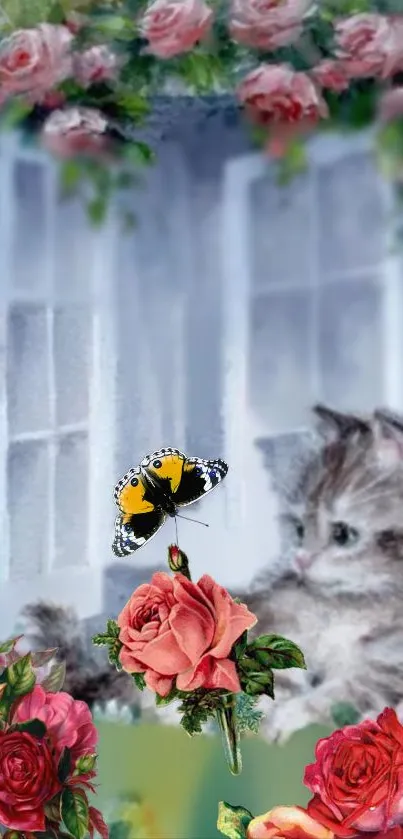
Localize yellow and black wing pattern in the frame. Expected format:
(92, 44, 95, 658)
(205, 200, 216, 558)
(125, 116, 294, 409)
(112, 447, 228, 557)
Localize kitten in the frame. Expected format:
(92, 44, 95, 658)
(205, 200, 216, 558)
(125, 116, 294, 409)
(244, 404, 403, 743)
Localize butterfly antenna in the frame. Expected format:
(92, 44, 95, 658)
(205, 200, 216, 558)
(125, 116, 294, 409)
(176, 514, 209, 527)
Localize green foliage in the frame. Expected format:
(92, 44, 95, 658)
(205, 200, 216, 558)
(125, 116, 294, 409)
(58, 747, 73, 783)
(235, 634, 305, 699)
(10, 718, 47, 738)
(217, 802, 254, 839)
(331, 702, 361, 727)
(61, 788, 89, 839)
(177, 688, 228, 736)
(235, 693, 264, 735)
(92, 619, 123, 670)
(41, 660, 67, 692)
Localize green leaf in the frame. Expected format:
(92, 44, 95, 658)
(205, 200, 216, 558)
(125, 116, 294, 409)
(87, 196, 108, 226)
(117, 92, 150, 121)
(331, 702, 361, 727)
(217, 801, 254, 839)
(233, 631, 248, 660)
(31, 648, 58, 667)
(178, 689, 226, 736)
(0, 636, 23, 655)
(235, 693, 264, 735)
(5, 653, 36, 697)
(11, 718, 47, 739)
(124, 141, 156, 167)
(47, 1, 65, 23)
(247, 635, 306, 670)
(61, 788, 89, 839)
(132, 673, 146, 691)
(58, 747, 72, 783)
(92, 621, 123, 670)
(60, 160, 84, 194)
(2, 831, 25, 839)
(75, 753, 97, 775)
(41, 660, 66, 692)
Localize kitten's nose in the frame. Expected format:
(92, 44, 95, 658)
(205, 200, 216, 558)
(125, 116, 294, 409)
(294, 550, 313, 570)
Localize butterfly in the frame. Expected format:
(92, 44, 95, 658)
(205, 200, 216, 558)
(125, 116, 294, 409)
(112, 447, 228, 557)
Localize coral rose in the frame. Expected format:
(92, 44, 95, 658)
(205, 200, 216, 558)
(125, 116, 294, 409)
(305, 708, 403, 838)
(41, 106, 111, 159)
(118, 571, 257, 696)
(73, 45, 121, 88)
(0, 24, 73, 97)
(13, 685, 98, 765)
(247, 806, 334, 839)
(0, 730, 60, 831)
(229, 0, 313, 51)
(335, 14, 403, 80)
(139, 0, 213, 59)
(310, 60, 349, 92)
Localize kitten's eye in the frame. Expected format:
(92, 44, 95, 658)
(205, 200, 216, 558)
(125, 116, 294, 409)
(295, 521, 304, 542)
(331, 521, 359, 547)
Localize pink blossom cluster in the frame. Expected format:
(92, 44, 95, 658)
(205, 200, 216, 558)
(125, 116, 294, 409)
(0, 2, 402, 160)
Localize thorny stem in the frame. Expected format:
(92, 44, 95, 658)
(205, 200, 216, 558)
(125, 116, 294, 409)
(216, 693, 242, 776)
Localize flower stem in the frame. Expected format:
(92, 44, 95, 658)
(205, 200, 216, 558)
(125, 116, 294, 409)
(216, 694, 242, 776)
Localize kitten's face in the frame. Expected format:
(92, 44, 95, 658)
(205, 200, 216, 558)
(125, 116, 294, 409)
(287, 428, 403, 596)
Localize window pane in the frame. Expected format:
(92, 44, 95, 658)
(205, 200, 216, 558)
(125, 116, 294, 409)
(8, 441, 49, 580)
(7, 304, 50, 435)
(53, 194, 92, 300)
(13, 162, 48, 292)
(54, 432, 88, 569)
(249, 291, 314, 430)
(54, 307, 90, 426)
(249, 172, 313, 290)
(317, 154, 385, 276)
(318, 278, 383, 410)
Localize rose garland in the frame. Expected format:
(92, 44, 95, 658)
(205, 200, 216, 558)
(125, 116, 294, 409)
(93, 544, 306, 775)
(0, 634, 107, 838)
(0, 1, 403, 222)
(217, 706, 403, 839)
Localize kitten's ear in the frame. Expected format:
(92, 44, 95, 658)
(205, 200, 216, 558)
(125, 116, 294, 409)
(313, 404, 371, 442)
(373, 409, 403, 467)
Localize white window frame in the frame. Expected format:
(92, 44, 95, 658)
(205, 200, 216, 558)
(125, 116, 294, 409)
(0, 132, 118, 634)
(221, 129, 403, 528)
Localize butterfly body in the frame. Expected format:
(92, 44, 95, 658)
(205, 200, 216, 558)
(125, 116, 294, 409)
(112, 447, 228, 557)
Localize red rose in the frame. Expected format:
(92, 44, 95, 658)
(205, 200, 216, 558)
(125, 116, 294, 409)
(118, 571, 257, 696)
(305, 708, 403, 837)
(0, 730, 60, 831)
(335, 13, 403, 79)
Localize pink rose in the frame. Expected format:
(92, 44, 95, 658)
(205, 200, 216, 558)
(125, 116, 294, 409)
(139, 0, 213, 59)
(305, 708, 403, 837)
(0, 24, 73, 97)
(41, 106, 111, 159)
(335, 14, 403, 79)
(237, 64, 328, 126)
(378, 87, 403, 123)
(117, 571, 257, 696)
(13, 685, 98, 765)
(246, 806, 335, 839)
(229, 0, 312, 51)
(73, 45, 121, 88)
(310, 60, 349, 92)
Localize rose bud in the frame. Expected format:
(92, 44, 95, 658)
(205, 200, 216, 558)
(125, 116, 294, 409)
(168, 544, 191, 577)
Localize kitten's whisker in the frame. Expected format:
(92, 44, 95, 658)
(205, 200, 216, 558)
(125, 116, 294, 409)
(176, 514, 209, 527)
(348, 471, 396, 502)
(347, 488, 397, 509)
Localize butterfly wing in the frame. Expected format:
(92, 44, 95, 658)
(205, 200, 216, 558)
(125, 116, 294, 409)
(172, 457, 228, 507)
(112, 465, 166, 556)
(141, 448, 186, 495)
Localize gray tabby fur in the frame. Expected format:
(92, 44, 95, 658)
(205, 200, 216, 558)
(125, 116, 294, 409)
(244, 405, 403, 742)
